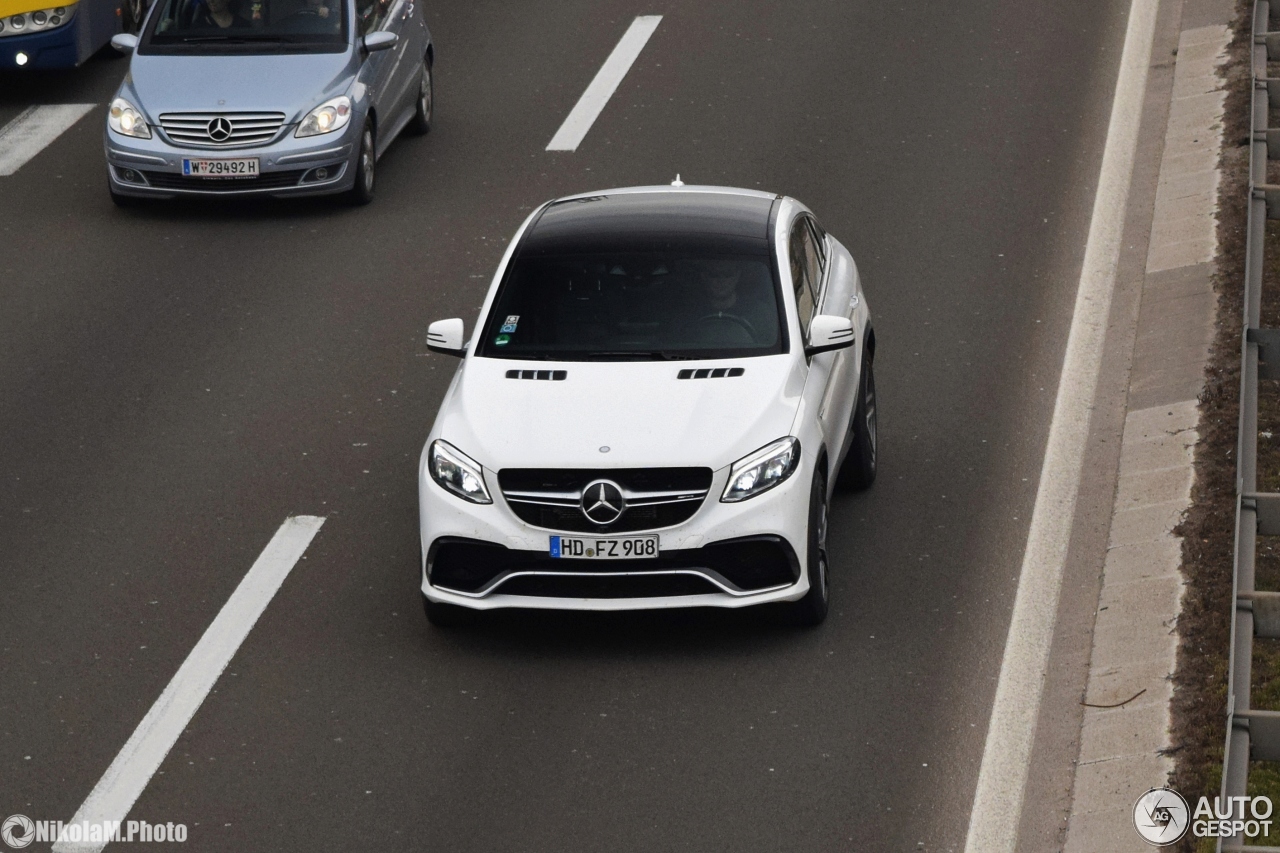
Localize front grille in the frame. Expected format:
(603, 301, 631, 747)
(428, 536, 799, 596)
(158, 112, 287, 147)
(140, 169, 306, 191)
(499, 467, 712, 533)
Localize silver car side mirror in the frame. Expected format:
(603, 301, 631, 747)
(363, 31, 398, 52)
(805, 314, 855, 357)
(111, 33, 139, 53)
(427, 318, 466, 357)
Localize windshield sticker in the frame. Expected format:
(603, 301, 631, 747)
(505, 315, 520, 324)
(494, 334, 511, 347)
(500, 322, 518, 334)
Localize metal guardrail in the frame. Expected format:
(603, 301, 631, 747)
(1222, 2, 1280, 850)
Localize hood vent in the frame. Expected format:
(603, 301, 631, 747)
(677, 367, 745, 380)
(506, 369, 567, 381)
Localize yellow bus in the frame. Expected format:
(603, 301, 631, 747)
(0, 0, 142, 68)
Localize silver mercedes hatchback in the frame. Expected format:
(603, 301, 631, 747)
(103, 0, 432, 205)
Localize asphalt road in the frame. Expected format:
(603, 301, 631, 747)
(0, 0, 1136, 849)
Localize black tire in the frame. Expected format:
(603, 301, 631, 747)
(786, 470, 830, 627)
(423, 592, 475, 628)
(407, 59, 433, 136)
(836, 349, 877, 491)
(344, 121, 376, 206)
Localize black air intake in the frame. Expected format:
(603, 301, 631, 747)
(677, 368, 745, 379)
(506, 370, 567, 380)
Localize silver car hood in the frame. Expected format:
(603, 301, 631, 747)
(436, 355, 807, 472)
(128, 51, 355, 120)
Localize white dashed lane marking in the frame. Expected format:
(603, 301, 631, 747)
(52, 516, 325, 853)
(546, 15, 661, 152)
(0, 103, 96, 176)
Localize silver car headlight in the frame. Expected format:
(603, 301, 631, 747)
(108, 97, 151, 139)
(427, 440, 492, 504)
(296, 96, 352, 138)
(721, 437, 800, 502)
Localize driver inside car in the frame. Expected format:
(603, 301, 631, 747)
(675, 258, 778, 346)
(187, 0, 251, 28)
(300, 0, 333, 18)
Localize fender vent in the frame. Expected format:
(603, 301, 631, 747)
(506, 370, 567, 380)
(677, 367, 745, 380)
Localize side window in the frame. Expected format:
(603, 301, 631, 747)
(789, 220, 816, 337)
(806, 218, 827, 267)
(801, 219, 825, 305)
(355, 0, 381, 34)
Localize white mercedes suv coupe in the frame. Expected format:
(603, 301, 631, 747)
(418, 185, 876, 626)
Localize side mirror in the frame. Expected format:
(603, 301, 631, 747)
(805, 314, 855, 357)
(426, 318, 466, 357)
(363, 31, 398, 52)
(111, 33, 139, 53)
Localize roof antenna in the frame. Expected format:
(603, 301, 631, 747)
(671, 174, 685, 187)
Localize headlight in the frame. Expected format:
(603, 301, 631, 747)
(427, 440, 492, 504)
(0, 3, 73, 37)
(108, 97, 151, 139)
(721, 437, 800, 502)
(296, 96, 352, 138)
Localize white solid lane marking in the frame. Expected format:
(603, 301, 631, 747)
(0, 103, 95, 177)
(52, 516, 325, 853)
(962, 0, 1159, 851)
(546, 15, 662, 152)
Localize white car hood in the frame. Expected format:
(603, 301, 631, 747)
(437, 355, 805, 471)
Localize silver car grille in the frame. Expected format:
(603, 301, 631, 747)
(158, 112, 287, 147)
(497, 468, 714, 533)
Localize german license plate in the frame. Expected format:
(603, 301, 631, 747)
(182, 158, 259, 178)
(550, 535, 659, 560)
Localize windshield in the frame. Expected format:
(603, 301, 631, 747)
(141, 0, 348, 52)
(476, 248, 786, 361)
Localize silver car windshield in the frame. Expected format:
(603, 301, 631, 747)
(141, 0, 348, 51)
(477, 250, 786, 362)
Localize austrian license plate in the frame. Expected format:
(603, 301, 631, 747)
(182, 158, 259, 178)
(550, 535, 659, 560)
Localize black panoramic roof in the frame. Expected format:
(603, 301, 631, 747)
(519, 191, 777, 256)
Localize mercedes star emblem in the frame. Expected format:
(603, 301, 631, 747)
(207, 117, 233, 143)
(581, 480, 625, 525)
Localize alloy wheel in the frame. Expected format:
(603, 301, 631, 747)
(864, 366, 877, 465)
(361, 129, 375, 193)
(816, 496, 829, 602)
(420, 66, 433, 123)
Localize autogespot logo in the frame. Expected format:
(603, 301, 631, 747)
(1134, 788, 1190, 845)
(1, 814, 35, 849)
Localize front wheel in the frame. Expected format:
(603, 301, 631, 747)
(786, 471, 830, 627)
(344, 121, 376, 206)
(408, 59, 433, 136)
(836, 349, 877, 491)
